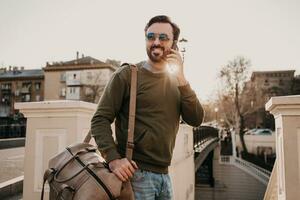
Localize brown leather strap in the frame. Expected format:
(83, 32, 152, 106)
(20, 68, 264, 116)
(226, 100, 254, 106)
(84, 64, 138, 161)
(83, 130, 92, 143)
(126, 65, 137, 161)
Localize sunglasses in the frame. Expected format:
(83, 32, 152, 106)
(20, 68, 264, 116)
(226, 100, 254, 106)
(146, 32, 170, 42)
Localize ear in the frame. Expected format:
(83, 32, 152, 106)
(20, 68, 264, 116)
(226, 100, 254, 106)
(172, 40, 178, 50)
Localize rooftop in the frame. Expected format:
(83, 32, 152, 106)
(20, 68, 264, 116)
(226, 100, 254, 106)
(0, 69, 44, 80)
(44, 56, 115, 71)
(251, 70, 295, 79)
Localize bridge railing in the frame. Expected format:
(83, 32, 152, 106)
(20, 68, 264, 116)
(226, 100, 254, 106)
(219, 155, 271, 185)
(193, 126, 219, 150)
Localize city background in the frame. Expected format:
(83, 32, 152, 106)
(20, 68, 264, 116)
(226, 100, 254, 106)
(0, 0, 300, 200)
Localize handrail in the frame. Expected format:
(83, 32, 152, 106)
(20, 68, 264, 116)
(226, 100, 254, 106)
(263, 159, 278, 200)
(193, 126, 219, 151)
(234, 157, 271, 176)
(219, 155, 271, 185)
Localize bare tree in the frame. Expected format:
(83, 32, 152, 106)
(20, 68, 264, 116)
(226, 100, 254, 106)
(218, 56, 251, 154)
(83, 71, 106, 103)
(105, 59, 121, 68)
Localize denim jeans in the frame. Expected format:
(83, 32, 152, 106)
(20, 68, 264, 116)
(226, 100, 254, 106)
(131, 169, 173, 200)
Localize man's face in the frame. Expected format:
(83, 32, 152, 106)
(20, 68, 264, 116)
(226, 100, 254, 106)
(145, 23, 174, 63)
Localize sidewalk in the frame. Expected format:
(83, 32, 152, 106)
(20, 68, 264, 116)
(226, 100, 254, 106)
(0, 147, 24, 199)
(0, 147, 24, 183)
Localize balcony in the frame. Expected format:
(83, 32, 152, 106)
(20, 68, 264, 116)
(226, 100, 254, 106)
(20, 87, 31, 94)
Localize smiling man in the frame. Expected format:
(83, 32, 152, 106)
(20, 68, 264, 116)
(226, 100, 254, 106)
(91, 15, 204, 200)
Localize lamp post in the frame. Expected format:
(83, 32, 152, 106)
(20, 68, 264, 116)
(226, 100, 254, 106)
(178, 38, 188, 63)
(214, 107, 219, 125)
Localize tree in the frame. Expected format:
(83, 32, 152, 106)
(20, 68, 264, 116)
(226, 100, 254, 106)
(83, 71, 106, 103)
(218, 56, 251, 154)
(105, 59, 121, 68)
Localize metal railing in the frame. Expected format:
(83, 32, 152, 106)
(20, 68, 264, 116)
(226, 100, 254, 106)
(219, 155, 271, 185)
(0, 124, 26, 138)
(193, 126, 219, 150)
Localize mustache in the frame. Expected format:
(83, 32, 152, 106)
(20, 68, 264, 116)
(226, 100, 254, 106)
(150, 45, 165, 51)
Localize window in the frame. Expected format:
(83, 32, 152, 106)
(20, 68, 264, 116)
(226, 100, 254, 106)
(279, 79, 284, 86)
(1, 83, 11, 90)
(60, 73, 66, 82)
(69, 87, 76, 94)
(35, 82, 41, 91)
(87, 72, 93, 80)
(264, 79, 269, 86)
(25, 94, 30, 102)
(61, 88, 66, 97)
(21, 94, 31, 102)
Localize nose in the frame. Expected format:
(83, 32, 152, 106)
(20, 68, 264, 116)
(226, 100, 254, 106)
(153, 37, 161, 45)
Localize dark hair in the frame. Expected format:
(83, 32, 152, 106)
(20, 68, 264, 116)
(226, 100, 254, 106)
(144, 15, 180, 41)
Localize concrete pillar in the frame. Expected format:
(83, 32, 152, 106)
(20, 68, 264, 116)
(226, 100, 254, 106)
(266, 95, 300, 200)
(231, 130, 237, 157)
(169, 125, 195, 200)
(15, 100, 97, 200)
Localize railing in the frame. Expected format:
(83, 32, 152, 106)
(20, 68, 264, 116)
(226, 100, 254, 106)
(263, 160, 278, 200)
(219, 155, 271, 185)
(193, 126, 219, 151)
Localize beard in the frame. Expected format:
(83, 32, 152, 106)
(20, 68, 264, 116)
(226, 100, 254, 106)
(146, 45, 169, 63)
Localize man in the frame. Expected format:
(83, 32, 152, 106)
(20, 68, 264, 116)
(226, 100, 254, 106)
(91, 15, 204, 200)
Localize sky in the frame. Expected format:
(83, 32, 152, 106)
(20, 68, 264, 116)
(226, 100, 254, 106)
(0, 0, 299, 101)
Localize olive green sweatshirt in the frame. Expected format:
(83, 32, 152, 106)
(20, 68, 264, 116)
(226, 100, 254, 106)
(91, 63, 204, 173)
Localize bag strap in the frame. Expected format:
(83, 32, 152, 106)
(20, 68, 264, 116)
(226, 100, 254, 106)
(83, 64, 138, 160)
(125, 65, 137, 161)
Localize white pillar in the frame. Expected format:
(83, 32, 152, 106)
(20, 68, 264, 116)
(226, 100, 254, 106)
(266, 95, 300, 200)
(15, 100, 97, 200)
(231, 130, 237, 157)
(169, 125, 195, 200)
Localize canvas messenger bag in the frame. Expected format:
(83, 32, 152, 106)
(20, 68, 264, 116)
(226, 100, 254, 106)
(41, 64, 138, 200)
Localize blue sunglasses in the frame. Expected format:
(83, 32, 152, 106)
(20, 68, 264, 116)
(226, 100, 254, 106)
(146, 32, 170, 42)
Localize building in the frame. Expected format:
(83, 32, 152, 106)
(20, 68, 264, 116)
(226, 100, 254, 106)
(291, 74, 300, 95)
(243, 70, 296, 129)
(44, 54, 116, 103)
(250, 70, 295, 100)
(0, 66, 44, 117)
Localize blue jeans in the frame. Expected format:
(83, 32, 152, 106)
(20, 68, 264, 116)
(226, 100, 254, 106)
(131, 169, 173, 200)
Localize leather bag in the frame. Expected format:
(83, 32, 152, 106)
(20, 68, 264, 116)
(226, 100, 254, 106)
(41, 64, 138, 200)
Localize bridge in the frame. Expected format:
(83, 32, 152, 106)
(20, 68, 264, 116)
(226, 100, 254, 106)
(1, 95, 298, 199)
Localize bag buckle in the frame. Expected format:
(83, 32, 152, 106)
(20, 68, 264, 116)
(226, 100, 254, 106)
(127, 141, 134, 149)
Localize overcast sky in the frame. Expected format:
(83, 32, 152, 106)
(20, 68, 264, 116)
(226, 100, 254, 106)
(0, 0, 299, 101)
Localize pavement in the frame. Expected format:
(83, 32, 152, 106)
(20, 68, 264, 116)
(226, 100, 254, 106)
(0, 147, 24, 199)
(0, 147, 24, 183)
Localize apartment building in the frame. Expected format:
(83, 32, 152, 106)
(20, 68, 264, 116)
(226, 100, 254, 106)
(44, 54, 116, 103)
(0, 66, 44, 117)
(243, 70, 296, 129)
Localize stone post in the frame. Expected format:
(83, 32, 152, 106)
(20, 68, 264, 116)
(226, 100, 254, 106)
(15, 100, 97, 200)
(266, 95, 300, 200)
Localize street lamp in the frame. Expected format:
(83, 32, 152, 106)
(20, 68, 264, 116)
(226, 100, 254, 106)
(214, 107, 219, 124)
(178, 38, 188, 63)
(250, 100, 254, 108)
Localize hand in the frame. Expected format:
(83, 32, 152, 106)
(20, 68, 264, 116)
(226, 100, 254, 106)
(166, 49, 188, 86)
(108, 158, 138, 182)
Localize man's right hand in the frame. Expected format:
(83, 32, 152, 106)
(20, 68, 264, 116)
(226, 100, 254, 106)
(108, 158, 138, 182)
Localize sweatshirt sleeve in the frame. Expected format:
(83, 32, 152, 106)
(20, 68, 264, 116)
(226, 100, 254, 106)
(91, 70, 128, 163)
(178, 83, 204, 127)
